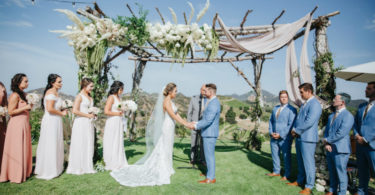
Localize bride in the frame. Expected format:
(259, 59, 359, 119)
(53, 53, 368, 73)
(110, 83, 189, 187)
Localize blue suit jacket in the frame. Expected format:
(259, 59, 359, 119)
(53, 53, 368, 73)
(353, 102, 375, 149)
(324, 109, 354, 154)
(269, 104, 297, 140)
(196, 97, 221, 138)
(294, 97, 322, 143)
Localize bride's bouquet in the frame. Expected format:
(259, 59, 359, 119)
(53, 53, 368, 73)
(61, 99, 73, 110)
(0, 106, 7, 123)
(26, 93, 39, 105)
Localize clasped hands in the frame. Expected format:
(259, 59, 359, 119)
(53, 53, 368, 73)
(271, 133, 281, 139)
(186, 121, 197, 130)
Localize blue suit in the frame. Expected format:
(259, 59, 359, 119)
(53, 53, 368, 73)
(268, 104, 296, 178)
(324, 109, 354, 195)
(196, 97, 221, 180)
(353, 102, 375, 195)
(294, 97, 322, 189)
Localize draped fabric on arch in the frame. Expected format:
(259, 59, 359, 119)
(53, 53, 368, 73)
(217, 12, 314, 105)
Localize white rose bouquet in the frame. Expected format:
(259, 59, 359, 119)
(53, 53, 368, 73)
(61, 99, 73, 110)
(118, 100, 138, 112)
(0, 106, 7, 123)
(88, 106, 100, 115)
(26, 93, 39, 105)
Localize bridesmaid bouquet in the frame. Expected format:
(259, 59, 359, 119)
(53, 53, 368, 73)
(88, 106, 100, 115)
(61, 99, 73, 110)
(118, 100, 138, 112)
(26, 93, 40, 105)
(0, 106, 7, 123)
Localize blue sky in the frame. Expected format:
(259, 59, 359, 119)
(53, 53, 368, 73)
(0, 0, 374, 100)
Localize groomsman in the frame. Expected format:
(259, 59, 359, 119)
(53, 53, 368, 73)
(267, 90, 296, 180)
(187, 84, 207, 165)
(287, 83, 322, 195)
(324, 93, 354, 195)
(353, 81, 375, 195)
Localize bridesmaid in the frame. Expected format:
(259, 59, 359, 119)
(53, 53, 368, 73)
(103, 81, 128, 171)
(0, 82, 8, 171)
(0, 73, 33, 183)
(66, 78, 96, 174)
(34, 74, 67, 180)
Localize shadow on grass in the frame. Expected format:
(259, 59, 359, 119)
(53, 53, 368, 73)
(240, 147, 299, 182)
(125, 149, 144, 159)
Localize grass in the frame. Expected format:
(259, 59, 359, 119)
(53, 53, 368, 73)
(0, 138, 325, 195)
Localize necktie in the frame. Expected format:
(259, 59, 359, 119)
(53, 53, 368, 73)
(276, 107, 282, 119)
(363, 103, 371, 119)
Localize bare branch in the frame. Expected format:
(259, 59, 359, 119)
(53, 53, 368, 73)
(228, 60, 256, 90)
(240, 10, 253, 29)
(271, 10, 285, 26)
(183, 12, 188, 25)
(126, 4, 136, 17)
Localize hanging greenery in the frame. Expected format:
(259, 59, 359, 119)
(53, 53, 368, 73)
(314, 52, 343, 127)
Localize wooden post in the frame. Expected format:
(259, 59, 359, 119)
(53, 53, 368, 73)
(313, 17, 335, 192)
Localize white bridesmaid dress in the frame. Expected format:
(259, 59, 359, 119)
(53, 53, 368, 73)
(103, 95, 128, 171)
(34, 94, 64, 180)
(66, 94, 96, 175)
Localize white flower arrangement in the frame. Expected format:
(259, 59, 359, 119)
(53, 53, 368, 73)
(0, 106, 7, 123)
(118, 100, 138, 112)
(88, 106, 101, 115)
(26, 93, 40, 105)
(61, 99, 73, 110)
(146, 21, 218, 61)
(51, 9, 129, 52)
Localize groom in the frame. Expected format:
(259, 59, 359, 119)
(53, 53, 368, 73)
(188, 83, 221, 184)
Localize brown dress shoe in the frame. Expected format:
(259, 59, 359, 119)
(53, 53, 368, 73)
(266, 173, 281, 177)
(198, 178, 216, 184)
(325, 192, 333, 195)
(286, 181, 300, 186)
(280, 177, 287, 181)
(299, 188, 311, 195)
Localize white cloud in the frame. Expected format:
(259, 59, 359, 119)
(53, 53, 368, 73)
(365, 15, 375, 31)
(0, 20, 32, 27)
(10, 0, 25, 8)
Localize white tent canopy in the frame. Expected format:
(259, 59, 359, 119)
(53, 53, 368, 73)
(335, 61, 375, 83)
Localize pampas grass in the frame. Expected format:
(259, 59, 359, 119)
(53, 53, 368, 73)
(196, 0, 210, 22)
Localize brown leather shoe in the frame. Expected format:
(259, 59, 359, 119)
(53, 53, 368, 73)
(198, 178, 216, 184)
(199, 173, 206, 177)
(280, 176, 287, 181)
(286, 181, 300, 186)
(299, 188, 311, 195)
(325, 192, 333, 195)
(266, 173, 281, 177)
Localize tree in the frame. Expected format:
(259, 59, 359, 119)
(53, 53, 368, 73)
(225, 107, 237, 124)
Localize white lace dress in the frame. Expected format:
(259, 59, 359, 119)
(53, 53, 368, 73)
(66, 94, 96, 175)
(110, 102, 177, 187)
(34, 94, 64, 180)
(103, 95, 128, 171)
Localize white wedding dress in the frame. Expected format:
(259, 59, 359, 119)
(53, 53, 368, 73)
(110, 94, 177, 187)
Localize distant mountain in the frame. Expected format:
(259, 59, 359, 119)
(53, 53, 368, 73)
(228, 89, 278, 104)
(347, 99, 367, 108)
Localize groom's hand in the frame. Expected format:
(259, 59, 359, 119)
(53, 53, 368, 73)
(186, 122, 196, 130)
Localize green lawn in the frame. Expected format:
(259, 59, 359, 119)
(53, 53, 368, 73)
(0, 138, 324, 195)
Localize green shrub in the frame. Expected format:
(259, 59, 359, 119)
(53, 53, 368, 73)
(261, 112, 271, 122)
(225, 107, 236, 124)
(239, 114, 247, 119)
(30, 108, 44, 144)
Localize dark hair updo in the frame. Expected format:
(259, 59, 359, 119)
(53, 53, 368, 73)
(108, 81, 124, 97)
(41, 74, 61, 110)
(11, 73, 27, 102)
(163, 83, 176, 97)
